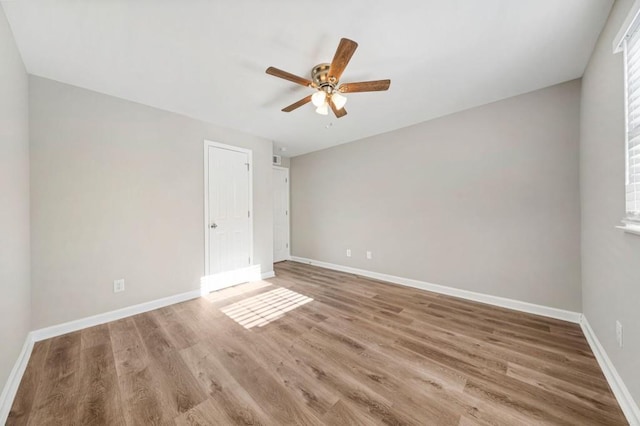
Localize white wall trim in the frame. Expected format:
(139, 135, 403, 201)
(201, 265, 264, 294)
(0, 333, 35, 424)
(613, 0, 640, 53)
(290, 256, 582, 323)
(32, 266, 278, 342)
(581, 316, 640, 426)
(31, 289, 201, 342)
(616, 223, 640, 236)
(261, 270, 275, 279)
(200, 266, 275, 295)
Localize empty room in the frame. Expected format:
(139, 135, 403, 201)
(1, 0, 639, 425)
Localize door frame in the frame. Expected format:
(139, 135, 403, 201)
(203, 140, 254, 277)
(273, 165, 291, 262)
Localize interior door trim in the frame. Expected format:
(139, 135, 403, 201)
(273, 165, 291, 262)
(203, 140, 254, 277)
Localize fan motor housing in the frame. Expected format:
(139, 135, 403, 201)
(311, 63, 335, 89)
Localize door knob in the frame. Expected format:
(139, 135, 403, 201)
(210, 223, 218, 229)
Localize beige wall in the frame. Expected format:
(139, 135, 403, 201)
(580, 0, 640, 404)
(291, 80, 582, 311)
(0, 4, 31, 391)
(29, 76, 273, 329)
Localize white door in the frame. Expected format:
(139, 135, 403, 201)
(207, 144, 251, 274)
(273, 167, 290, 262)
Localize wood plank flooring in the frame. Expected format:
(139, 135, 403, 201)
(8, 261, 628, 425)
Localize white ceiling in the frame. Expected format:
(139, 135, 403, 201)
(2, 0, 612, 157)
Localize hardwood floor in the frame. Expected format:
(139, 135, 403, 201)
(8, 261, 627, 425)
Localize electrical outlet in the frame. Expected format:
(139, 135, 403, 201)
(113, 279, 125, 293)
(616, 320, 623, 348)
(346, 249, 351, 257)
(366, 251, 372, 260)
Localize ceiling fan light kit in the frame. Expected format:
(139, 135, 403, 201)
(332, 92, 347, 109)
(315, 103, 329, 115)
(311, 90, 327, 107)
(266, 38, 391, 118)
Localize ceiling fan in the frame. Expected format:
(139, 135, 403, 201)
(265, 38, 390, 118)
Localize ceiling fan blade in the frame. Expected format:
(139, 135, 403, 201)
(339, 79, 391, 93)
(329, 97, 347, 118)
(282, 95, 312, 112)
(266, 67, 313, 87)
(328, 38, 358, 82)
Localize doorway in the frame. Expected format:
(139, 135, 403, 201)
(273, 166, 290, 262)
(203, 140, 253, 291)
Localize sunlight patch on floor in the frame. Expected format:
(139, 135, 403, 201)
(220, 287, 313, 329)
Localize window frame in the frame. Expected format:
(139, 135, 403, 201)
(623, 37, 638, 224)
(614, 0, 640, 233)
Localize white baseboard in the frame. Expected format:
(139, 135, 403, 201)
(0, 332, 35, 424)
(261, 270, 275, 279)
(581, 316, 640, 426)
(200, 265, 275, 295)
(31, 289, 201, 342)
(32, 266, 276, 342)
(290, 256, 582, 323)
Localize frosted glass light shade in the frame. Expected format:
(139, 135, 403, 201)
(316, 103, 329, 115)
(311, 91, 327, 107)
(332, 92, 347, 109)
